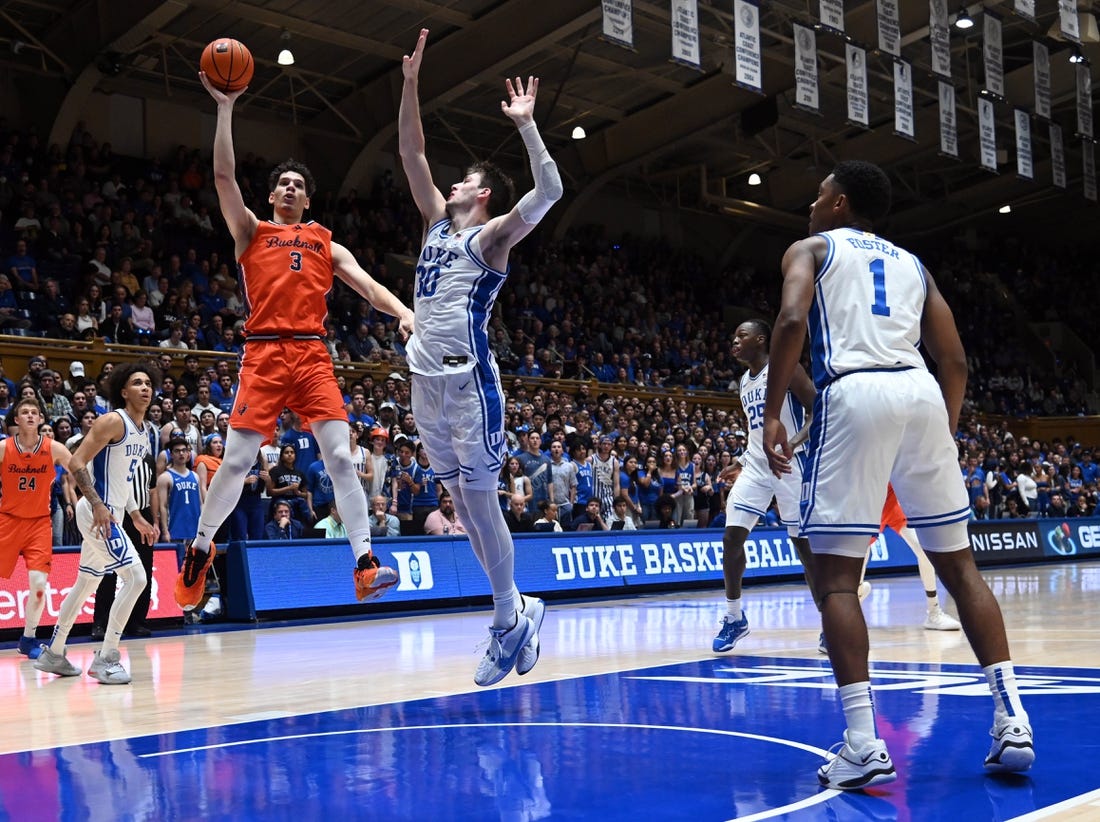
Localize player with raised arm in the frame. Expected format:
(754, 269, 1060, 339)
(35, 363, 159, 684)
(763, 160, 1032, 789)
(1, 398, 73, 658)
(174, 72, 414, 611)
(399, 29, 562, 686)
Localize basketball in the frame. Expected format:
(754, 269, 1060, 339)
(200, 39, 254, 93)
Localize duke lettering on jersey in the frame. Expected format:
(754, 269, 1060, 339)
(91, 411, 152, 517)
(406, 220, 507, 378)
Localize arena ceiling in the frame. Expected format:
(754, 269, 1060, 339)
(2, 0, 1098, 241)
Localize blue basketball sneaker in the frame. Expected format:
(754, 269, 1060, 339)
(17, 635, 43, 659)
(712, 611, 749, 652)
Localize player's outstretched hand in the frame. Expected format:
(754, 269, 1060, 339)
(502, 76, 538, 124)
(199, 71, 247, 105)
(763, 418, 792, 479)
(403, 28, 428, 80)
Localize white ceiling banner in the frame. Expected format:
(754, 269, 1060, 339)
(1015, 109, 1033, 181)
(983, 12, 1005, 99)
(601, 0, 634, 49)
(733, 0, 762, 93)
(894, 61, 915, 141)
(1014, 0, 1035, 24)
(939, 81, 959, 159)
(1051, 123, 1067, 189)
(978, 97, 998, 172)
(929, 0, 952, 79)
(793, 22, 820, 114)
(1034, 42, 1051, 121)
(846, 44, 869, 127)
(1059, 0, 1080, 44)
(876, 0, 901, 57)
(670, 0, 701, 69)
(1077, 63, 1094, 139)
(819, 0, 844, 33)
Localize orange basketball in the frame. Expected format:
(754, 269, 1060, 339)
(200, 39, 254, 93)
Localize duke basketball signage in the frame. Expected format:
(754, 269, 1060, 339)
(392, 551, 435, 591)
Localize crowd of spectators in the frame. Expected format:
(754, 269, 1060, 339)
(0, 120, 1097, 536)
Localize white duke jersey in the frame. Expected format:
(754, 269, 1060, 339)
(406, 219, 508, 378)
(809, 228, 928, 390)
(91, 410, 153, 517)
(739, 362, 805, 473)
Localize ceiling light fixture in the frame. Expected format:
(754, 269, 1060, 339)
(571, 126, 586, 140)
(1069, 46, 1086, 64)
(747, 172, 762, 186)
(954, 7, 975, 31)
(277, 30, 294, 66)
(998, 205, 1012, 214)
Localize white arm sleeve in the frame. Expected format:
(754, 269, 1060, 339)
(516, 120, 563, 225)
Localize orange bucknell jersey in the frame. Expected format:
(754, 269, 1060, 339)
(237, 221, 334, 336)
(880, 484, 908, 533)
(1, 436, 54, 519)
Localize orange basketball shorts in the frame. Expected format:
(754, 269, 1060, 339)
(231, 339, 346, 435)
(0, 512, 53, 577)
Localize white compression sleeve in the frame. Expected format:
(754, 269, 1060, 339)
(516, 120, 562, 225)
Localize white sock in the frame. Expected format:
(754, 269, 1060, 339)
(24, 570, 48, 636)
(839, 681, 878, 748)
(983, 662, 1029, 723)
(726, 598, 742, 619)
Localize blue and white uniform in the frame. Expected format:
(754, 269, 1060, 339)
(407, 219, 507, 489)
(166, 466, 201, 541)
(800, 228, 969, 553)
(75, 410, 153, 575)
(726, 362, 806, 535)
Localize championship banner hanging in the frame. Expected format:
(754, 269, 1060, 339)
(978, 97, 998, 172)
(877, 0, 901, 57)
(929, 0, 951, 79)
(734, 0, 762, 93)
(670, 0, 701, 69)
(847, 44, 869, 127)
(1014, 0, 1035, 24)
(1015, 109, 1033, 181)
(1059, 0, 1080, 43)
(983, 12, 1005, 99)
(939, 81, 959, 158)
(894, 60, 915, 140)
(819, 0, 844, 32)
(1084, 141, 1097, 202)
(1034, 41, 1051, 121)
(793, 22, 820, 113)
(1077, 63, 1094, 139)
(1051, 123, 1067, 189)
(601, 0, 634, 49)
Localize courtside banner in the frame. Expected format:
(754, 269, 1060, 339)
(968, 520, 1044, 563)
(1039, 519, 1100, 558)
(230, 528, 919, 618)
(0, 545, 183, 631)
(225, 521, 1100, 618)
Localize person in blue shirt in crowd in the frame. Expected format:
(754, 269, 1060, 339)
(305, 454, 335, 524)
(265, 500, 303, 540)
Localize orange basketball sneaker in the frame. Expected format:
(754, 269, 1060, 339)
(354, 553, 399, 602)
(175, 540, 217, 611)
